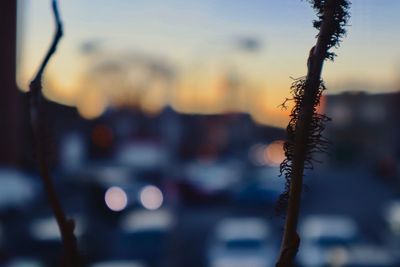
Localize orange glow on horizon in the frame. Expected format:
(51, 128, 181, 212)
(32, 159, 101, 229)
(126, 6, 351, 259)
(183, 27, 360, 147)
(76, 90, 107, 120)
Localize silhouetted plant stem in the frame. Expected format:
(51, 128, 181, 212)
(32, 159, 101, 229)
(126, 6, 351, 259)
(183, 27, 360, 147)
(275, 1, 350, 266)
(28, 1, 79, 266)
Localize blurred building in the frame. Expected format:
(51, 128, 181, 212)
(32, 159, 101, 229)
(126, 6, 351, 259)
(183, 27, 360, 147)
(325, 91, 400, 183)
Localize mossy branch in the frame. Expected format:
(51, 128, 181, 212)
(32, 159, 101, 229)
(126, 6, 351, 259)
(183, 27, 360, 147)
(27, 1, 80, 266)
(275, 1, 350, 266)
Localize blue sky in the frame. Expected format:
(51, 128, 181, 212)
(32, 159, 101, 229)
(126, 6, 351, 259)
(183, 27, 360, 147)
(16, 0, 400, 126)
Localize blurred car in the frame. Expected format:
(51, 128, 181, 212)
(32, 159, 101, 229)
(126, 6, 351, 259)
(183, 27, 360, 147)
(178, 160, 242, 204)
(382, 200, 400, 262)
(115, 142, 168, 171)
(383, 200, 400, 236)
(3, 258, 45, 267)
(116, 209, 175, 265)
(298, 215, 360, 267)
(344, 244, 396, 267)
(26, 215, 86, 265)
(207, 217, 276, 267)
(89, 260, 146, 267)
(77, 163, 166, 214)
(0, 168, 39, 214)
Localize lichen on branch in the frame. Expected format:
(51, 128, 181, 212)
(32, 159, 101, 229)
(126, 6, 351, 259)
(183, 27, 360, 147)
(275, 1, 351, 267)
(277, 77, 330, 214)
(310, 0, 351, 60)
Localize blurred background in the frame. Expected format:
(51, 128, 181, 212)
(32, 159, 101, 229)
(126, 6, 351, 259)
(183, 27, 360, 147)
(0, 0, 400, 266)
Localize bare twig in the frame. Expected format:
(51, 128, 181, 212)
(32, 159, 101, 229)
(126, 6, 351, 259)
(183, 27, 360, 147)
(28, 1, 79, 266)
(275, 1, 350, 266)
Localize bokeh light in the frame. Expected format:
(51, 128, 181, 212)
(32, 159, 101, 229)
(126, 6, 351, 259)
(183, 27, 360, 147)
(104, 186, 128, 212)
(248, 143, 267, 166)
(248, 141, 286, 167)
(77, 90, 107, 120)
(264, 140, 285, 167)
(92, 124, 113, 149)
(140, 185, 163, 210)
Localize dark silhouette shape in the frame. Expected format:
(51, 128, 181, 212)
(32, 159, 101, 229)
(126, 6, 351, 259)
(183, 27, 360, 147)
(0, 1, 24, 166)
(275, 0, 350, 266)
(27, 1, 80, 266)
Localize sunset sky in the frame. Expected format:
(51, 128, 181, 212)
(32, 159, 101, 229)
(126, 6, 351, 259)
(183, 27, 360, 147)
(17, 0, 400, 127)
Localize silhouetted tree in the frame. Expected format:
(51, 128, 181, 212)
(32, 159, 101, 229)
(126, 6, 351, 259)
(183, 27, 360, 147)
(275, 0, 350, 266)
(27, 1, 80, 266)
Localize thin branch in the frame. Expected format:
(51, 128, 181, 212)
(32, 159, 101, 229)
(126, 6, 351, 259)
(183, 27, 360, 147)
(28, 1, 79, 266)
(30, 0, 63, 93)
(275, 0, 350, 266)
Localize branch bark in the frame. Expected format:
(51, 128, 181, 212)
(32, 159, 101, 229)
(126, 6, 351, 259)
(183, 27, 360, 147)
(27, 1, 79, 266)
(275, 1, 348, 266)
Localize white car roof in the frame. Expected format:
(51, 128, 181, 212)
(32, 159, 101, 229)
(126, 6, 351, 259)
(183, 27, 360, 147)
(90, 260, 145, 267)
(0, 169, 36, 209)
(348, 245, 395, 266)
(215, 218, 270, 241)
(81, 164, 132, 187)
(30, 216, 85, 241)
(300, 215, 358, 240)
(185, 161, 241, 184)
(116, 142, 166, 168)
(384, 200, 400, 233)
(5, 258, 44, 267)
(121, 209, 174, 233)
